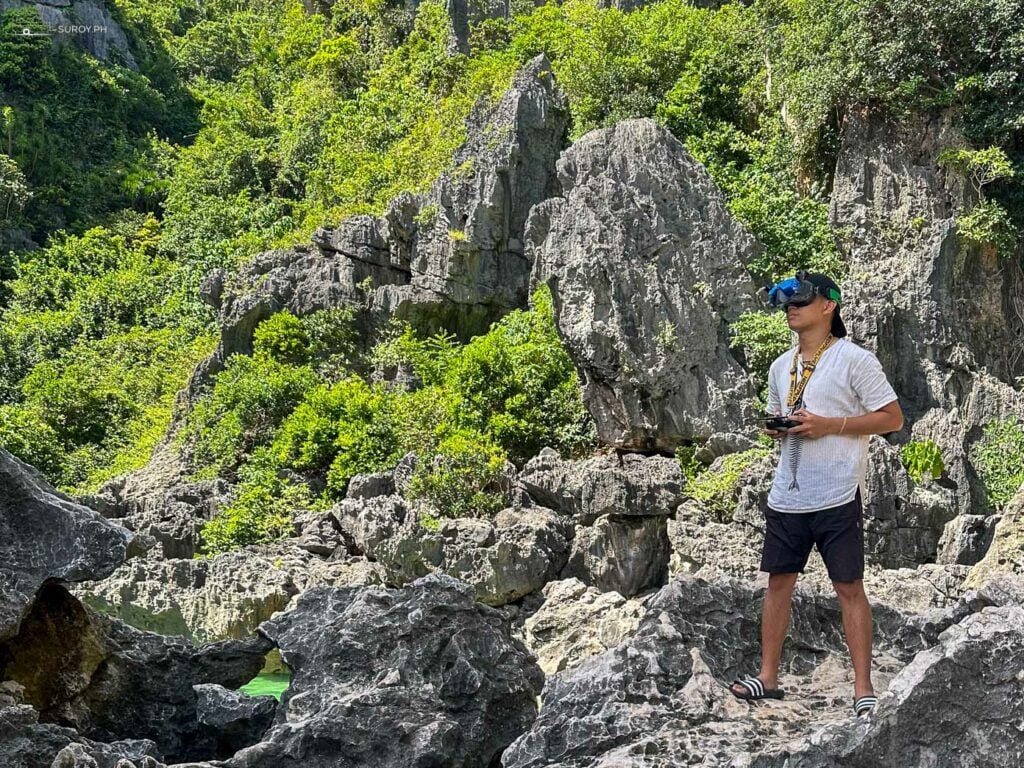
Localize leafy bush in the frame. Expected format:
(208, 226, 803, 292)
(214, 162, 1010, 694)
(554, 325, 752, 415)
(254, 312, 311, 365)
(971, 418, 1024, 510)
(729, 310, 792, 390)
(180, 353, 318, 480)
(685, 446, 771, 522)
(955, 199, 1019, 258)
(406, 428, 509, 519)
(200, 450, 312, 554)
(900, 439, 944, 484)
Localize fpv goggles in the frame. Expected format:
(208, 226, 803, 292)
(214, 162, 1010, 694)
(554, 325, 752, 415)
(766, 270, 841, 310)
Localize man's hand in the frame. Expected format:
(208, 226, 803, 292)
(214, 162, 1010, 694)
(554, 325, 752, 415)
(786, 408, 837, 439)
(764, 410, 785, 440)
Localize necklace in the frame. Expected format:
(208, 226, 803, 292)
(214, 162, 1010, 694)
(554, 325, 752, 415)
(787, 334, 836, 409)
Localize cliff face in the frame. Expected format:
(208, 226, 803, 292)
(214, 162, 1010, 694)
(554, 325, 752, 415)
(831, 107, 1024, 518)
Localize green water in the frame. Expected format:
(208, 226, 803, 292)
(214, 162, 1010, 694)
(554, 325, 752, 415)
(239, 672, 291, 700)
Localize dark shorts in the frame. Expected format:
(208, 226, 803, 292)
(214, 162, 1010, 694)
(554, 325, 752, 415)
(760, 489, 864, 582)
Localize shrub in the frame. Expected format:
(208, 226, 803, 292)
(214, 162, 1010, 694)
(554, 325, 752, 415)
(729, 310, 792, 389)
(971, 417, 1024, 510)
(685, 446, 771, 522)
(254, 311, 311, 365)
(406, 428, 509, 519)
(200, 450, 312, 554)
(444, 285, 595, 463)
(181, 353, 319, 480)
(901, 439, 944, 484)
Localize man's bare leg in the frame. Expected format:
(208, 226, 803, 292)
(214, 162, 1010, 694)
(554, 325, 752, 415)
(731, 572, 799, 695)
(833, 579, 874, 698)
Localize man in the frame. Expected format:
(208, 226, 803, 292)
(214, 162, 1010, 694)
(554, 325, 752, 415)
(728, 271, 903, 718)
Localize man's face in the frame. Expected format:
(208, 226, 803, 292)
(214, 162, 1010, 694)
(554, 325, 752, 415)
(784, 294, 834, 332)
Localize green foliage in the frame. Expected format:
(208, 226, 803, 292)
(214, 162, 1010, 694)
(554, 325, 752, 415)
(254, 312, 311, 365)
(971, 418, 1024, 510)
(939, 146, 1018, 256)
(200, 450, 310, 554)
(729, 310, 792, 389)
(685, 446, 771, 523)
(180, 353, 318, 481)
(442, 285, 595, 463)
(900, 439, 944, 484)
(406, 428, 509, 519)
(956, 199, 1019, 258)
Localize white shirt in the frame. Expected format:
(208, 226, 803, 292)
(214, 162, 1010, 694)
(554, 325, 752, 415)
(766, 338, 898, 513)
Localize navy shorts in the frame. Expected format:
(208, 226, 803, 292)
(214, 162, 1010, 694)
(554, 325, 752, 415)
(760, 489, 864, 582)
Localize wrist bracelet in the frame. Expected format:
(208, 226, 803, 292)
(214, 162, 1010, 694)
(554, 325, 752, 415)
(839, 416, 848, 435)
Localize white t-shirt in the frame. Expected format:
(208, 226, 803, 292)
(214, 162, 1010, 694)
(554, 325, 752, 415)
(766, 338, 898, 513)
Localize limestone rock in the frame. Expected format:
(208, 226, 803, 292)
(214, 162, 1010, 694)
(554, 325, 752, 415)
(193, 53, 566, 406)
(335, 496, 573, 605)
(519, 448, 683, 524)
(936, 513, 997, 565)
(527, 117, 761, 450)
(562, 513, 670, 597)
(228, 574, 544, 768)
(521, 578, 647, 676)
(830, 107, 1024, 516)
(76, 551, 299, 643)
(193, 684, 276, 760)
(0, 583, 270, 763)
(83, 476, 228, 560)
(966, 482, 1024, 589)
(0, 448, 130, 641)
(753, 606, 1024, 768)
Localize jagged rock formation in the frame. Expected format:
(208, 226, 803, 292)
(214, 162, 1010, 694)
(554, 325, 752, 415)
(520, 578, 648, 676)
(527, 117, 761, 451)
(502, 574, 1021, 767)
(222, 575, 544, 768)
(335, 491, 575, 606)
(965, 481, 1024, 588)
(832, 107, 1024, 518)
(0, 0, 137, 68)
(521, 448, 681, 594)
(199, 53, 566, 385)
(0, 449, 130, 640)
(193, 684, 277, 760)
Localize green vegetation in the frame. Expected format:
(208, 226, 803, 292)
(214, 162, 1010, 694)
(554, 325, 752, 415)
(900, 439, 944, 484)
(2, 0, 1023, 550)
(728, 310, 792, 399)
(195, 286, 594, 554)
(972, 418, 1024, 510)
(684, 445, 771, 522)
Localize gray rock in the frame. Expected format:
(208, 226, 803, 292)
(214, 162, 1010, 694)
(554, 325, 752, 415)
(519, 448, 683, 524)
(501, 574, 979, 767)
(83, 476, 229, 560)
(966, 481, 1024, 589)
(830, 108, 1024, 516)
(193, 684, 276, 760)
(0, 448, 130, 641)
(335, 497, 573, 605)
(527, 117, 761, 450)
(0, 582, 270, 763)
(562, 513, 670, 597)
(936, 513, 996, 565)
(345, 471, 397, 500)
(227, 574, 544, 768)
(752, 606, 1024, 768)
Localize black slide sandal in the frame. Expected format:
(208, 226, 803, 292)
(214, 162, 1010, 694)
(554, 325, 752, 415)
(730, 675, 785, 700)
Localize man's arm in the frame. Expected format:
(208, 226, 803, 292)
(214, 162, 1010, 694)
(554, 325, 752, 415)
(788, 400, 903, 438)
